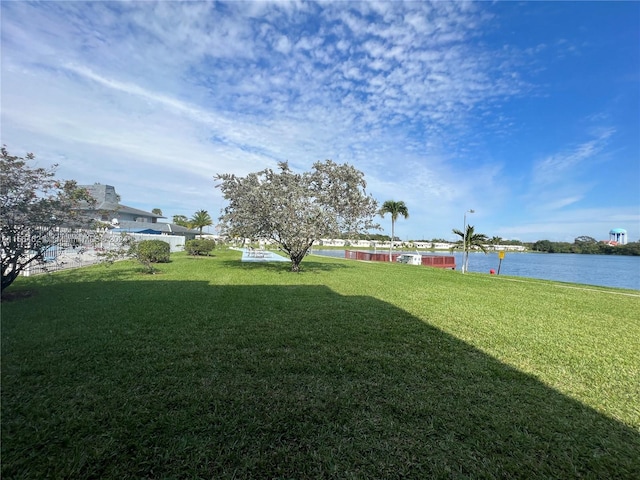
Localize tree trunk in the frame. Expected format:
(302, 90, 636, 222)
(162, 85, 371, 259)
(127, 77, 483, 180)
(464, 239, 470, 272)
(288, 242, 314, 272)
(2, 270, 20, 292)
(289, 251, 306, 272)
(389, 219, 395, 262)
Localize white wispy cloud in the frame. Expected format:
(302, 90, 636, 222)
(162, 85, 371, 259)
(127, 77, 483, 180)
(1, 1, 636, 240)
(532, 128, 615, 187)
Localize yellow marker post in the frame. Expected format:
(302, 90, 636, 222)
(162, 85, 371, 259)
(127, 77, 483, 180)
(497, 250, 505, 274)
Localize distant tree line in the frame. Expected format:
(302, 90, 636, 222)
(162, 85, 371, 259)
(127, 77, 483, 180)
(344, 234, 528, 245)
(342, 233, 639, 256)
(531, 236, 639, 256)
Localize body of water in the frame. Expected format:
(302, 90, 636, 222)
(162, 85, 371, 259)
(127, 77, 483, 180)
(310, 250, 640, 291)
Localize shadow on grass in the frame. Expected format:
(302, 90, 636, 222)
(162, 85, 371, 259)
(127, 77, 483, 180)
(2, 280, 638, 478)
(219, 257, 354, 273)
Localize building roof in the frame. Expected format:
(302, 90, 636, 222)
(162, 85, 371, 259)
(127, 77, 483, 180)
(79, 184, 165, 220)
(116, 204, 165, 219)
(111, 227, 164, 234)
(82, 184, 119, 209)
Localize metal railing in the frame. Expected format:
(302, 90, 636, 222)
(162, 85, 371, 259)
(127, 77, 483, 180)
(17, 228, 185, 277)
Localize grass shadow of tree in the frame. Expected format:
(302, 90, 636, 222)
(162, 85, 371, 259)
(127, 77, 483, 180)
(219, 257, 353, 273)
(2, 281, 638, 478)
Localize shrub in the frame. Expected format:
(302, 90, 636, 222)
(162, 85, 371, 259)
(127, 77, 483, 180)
(134, 240, 170, 272)
(185, 238, 216, 256)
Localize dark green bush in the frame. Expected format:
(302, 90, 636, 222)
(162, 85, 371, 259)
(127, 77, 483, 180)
(185, 238, 216, 256)
(136, 240, 171, 264)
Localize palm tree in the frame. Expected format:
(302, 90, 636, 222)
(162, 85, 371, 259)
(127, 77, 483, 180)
(190, 210, 213, 235)
(452, 224, 489, 273)
(379, 200, 409, 261)
(489, 236, 503, 251)
(172, 215, 190, 227)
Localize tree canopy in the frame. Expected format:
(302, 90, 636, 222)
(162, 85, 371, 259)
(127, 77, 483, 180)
(532, 237, 639, 255)
(489, 236, 503, 245)
(190, 210, 213, 234)
(216, 160, 379, 271)
(451, 224, 489, 273)
(1, 146, 95, 291)
(172, 215, 190, 228)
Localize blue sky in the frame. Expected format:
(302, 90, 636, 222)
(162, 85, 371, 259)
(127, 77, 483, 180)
(2, 1, 638, 242)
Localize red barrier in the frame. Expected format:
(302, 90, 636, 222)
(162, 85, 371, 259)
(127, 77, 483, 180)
(345, 251, 456, 269)
(421, 255, 456, 269)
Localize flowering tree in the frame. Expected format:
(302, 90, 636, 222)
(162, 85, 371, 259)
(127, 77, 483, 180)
(1, 146, 95, 292)
(216, 160, 379, 271)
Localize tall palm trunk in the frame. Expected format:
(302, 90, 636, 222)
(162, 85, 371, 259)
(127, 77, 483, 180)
(379, 200, 409, 263)
(389, 219, 395, 262)
(464, 239, 470, 273)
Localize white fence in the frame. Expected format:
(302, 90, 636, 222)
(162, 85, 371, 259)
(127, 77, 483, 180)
(20, 229, 187, 277)
(113, 232, 186, 252)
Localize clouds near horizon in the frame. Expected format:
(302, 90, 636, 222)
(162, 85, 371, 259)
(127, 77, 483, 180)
(2, 1, 638, 241)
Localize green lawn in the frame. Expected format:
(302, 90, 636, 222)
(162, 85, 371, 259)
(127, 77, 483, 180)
(2, 249, 639, 479)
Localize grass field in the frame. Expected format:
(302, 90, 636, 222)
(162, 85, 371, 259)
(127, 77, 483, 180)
(2, 249, 639, 478)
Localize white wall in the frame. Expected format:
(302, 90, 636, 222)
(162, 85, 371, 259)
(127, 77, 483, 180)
(107, 232, 186, 252)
